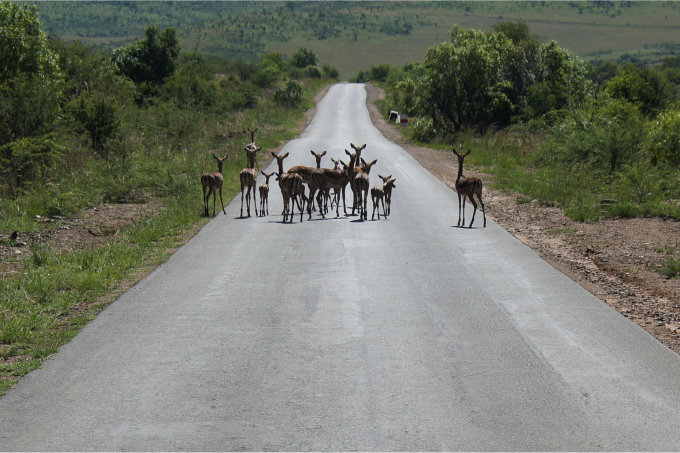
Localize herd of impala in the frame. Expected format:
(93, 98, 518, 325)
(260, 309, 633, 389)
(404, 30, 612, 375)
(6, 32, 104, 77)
(200, 129, 485, 227)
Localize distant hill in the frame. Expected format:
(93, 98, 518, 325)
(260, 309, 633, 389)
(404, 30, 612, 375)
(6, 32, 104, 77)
(30, 1, 680, 80)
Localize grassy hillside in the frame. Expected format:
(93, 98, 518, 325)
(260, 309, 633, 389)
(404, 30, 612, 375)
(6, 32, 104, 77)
(30, 1, 680, 80)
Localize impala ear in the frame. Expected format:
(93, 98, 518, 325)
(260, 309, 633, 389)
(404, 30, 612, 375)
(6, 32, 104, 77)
(282, 152, 289, 159)
(464, 149, 471, 157)
(321, 150, 327, 157)
(271, 151, 278, 158)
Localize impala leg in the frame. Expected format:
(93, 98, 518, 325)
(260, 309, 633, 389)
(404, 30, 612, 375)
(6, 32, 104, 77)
(372, 195, 377, 220)
(467, 195, 478, 228)
(202, 184, 208, 217)
(219, 187, 225, 215)
(365, 191, 369, 220)
(240, 188, 245, 217)
(253, 186, 258, 216)
(316, 190, 325, 219)
(477, 191, 486, 228)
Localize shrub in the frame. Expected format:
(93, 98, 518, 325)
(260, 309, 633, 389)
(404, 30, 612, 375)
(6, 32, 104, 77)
(274, 81, 303, 107)
(0, 135, 63, 197)
(291, 47, 318, 68)
(252, 65, 279, 88)
(304, 65, 322, 78)
(71, 93, 120, 158)
(646, 109, 680, 168)
(322, 64, 339, 79)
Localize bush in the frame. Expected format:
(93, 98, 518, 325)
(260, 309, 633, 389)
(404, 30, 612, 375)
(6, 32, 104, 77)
(539, 98, 644, 174)
(291, 47, 318, 68)
(304, 65, 322, 78)
(0, 135, 63, 197)
(646, 109, 680, 167)
(407, 117, 438, 143)
(273, 80, 303, 107)
(322, 64, 339, 79)
(71, 93, 120, 158)
(252, 65, 279, 88)
(369, 63, 391, 82)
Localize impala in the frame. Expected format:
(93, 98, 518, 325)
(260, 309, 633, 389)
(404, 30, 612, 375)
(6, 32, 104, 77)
(452, 148, 486, 228)
(277, 171, 306, 223)
(259, 170, 275, 216)
(379, 174, 395, 216)
(239, 146, 260, 217)
(350, 157, 377, 221)
(201, 153, 228, 217)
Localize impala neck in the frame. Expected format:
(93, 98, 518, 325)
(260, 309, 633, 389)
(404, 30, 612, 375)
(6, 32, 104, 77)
(456, 159, 464, 183)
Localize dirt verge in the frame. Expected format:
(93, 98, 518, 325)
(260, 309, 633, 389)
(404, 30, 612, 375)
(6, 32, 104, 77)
(365, 83, 680, 355)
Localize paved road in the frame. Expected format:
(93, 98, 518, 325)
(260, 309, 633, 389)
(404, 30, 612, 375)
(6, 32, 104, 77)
(1, 83, 680, 451)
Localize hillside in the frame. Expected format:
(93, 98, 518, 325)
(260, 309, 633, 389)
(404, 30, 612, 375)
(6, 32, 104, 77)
(30, 1, 680, 80)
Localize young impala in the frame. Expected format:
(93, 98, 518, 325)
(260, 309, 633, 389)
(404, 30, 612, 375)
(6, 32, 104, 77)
(259, 170, 275, 216)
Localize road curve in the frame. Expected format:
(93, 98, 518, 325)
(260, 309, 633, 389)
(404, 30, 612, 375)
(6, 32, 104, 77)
(1, 83, 680, 451)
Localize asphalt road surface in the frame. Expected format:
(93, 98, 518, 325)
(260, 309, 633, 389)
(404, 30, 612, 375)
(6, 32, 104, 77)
(1, 83, 680, 451)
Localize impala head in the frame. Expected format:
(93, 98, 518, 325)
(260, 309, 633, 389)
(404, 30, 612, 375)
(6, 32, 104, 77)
(260, 170, 275, 184)
(310, 150, 327, 168)
(350, 143, 366, 153)
(247, 128, 257, 143)
(243, 146, 261, 168)
(212, 153, 228, 172)
(385, 178, 396, 189)
(271, 151, 289, 177)
(360, 158, 378, 174)
(350, 143, 366, 162)
(345, 149, 357, 167)
(452, 148, 471, 162)
(330, 157, 340, 169)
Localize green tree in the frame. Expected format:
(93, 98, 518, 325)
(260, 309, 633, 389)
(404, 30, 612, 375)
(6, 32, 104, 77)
(416, 26, 511, 134)
(606, 65, 670, 116)
(0, 1, 62, 145)
(537, 41, 592, 111)
(112, 25, 180, 94)
(71, 93, 120, 158)
(646, 109, 680, 167)
(493, 20, 532, 44)
(0, 2, 60, 81)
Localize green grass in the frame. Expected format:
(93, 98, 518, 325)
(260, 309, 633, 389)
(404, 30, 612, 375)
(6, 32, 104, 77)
(659, 257, 680, 279)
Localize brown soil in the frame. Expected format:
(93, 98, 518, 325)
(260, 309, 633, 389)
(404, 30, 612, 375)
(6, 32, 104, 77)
(0, 202, 163, 279)
(365, 83, 680, 355)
